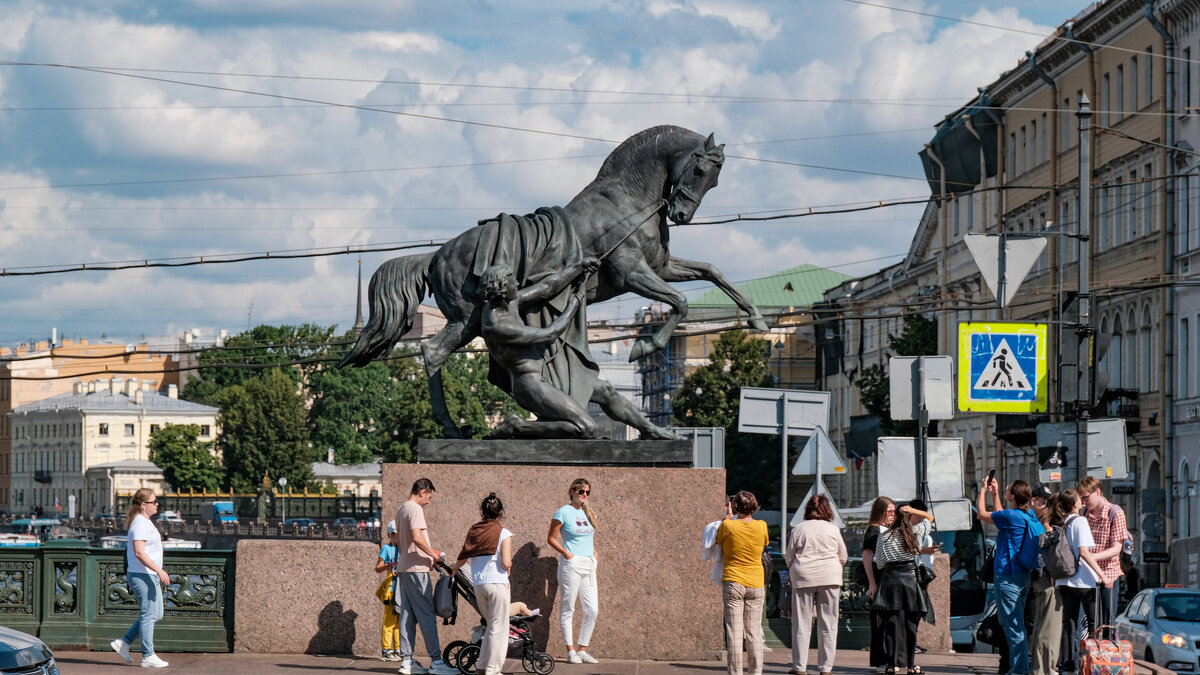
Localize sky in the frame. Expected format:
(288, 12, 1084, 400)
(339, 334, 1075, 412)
(0, 0, 1092, 348)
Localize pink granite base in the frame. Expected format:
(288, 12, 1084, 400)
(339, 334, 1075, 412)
(384, 463, 727, 661)
(233, 539, 385, 656)
(917, 552, 951, 653)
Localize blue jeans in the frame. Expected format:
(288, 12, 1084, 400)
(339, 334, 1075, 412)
(995, 573, 1031, 675)
(122, 572, 164, 655)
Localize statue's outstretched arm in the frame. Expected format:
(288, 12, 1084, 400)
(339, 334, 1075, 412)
(488, 295, 581, 347)
(518, 257, 599, 306)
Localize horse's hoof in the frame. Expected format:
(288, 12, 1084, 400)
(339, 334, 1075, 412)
(628, 340, 655, 361)
(441, 425, 468, 439)
(748, 315, 769, 332)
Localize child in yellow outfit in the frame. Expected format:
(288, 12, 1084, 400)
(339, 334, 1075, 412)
(375, 520, 401, 661)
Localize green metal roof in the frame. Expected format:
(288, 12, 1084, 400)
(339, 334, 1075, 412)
(689, 264, 853, 309)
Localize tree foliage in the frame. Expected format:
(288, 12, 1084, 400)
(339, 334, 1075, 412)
(148, 424, 225, 492)
(855, 313, 938, 435)
(670, 331, 781, 505)
(182, 323, 337, 405)
(216, 368, 316, 492)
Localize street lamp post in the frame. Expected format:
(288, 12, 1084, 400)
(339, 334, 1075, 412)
(278, 477, 287, 522)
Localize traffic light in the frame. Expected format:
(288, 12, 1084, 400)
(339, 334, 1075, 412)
(1089, 331, 1112, 408)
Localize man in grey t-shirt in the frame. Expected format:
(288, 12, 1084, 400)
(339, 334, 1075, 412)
(393, 478, 456, 675)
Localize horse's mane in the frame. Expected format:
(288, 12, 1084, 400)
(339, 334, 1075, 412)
(595, 125, 708, 188)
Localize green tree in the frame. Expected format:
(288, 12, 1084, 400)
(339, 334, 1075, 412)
(855, 313, 938, 435)
(148, 424, 225, 492)
(182, 323, 338, 405)
(217, 368, 317, 491)
(308, 358, 399, 466)
(671, 331, 780, 505)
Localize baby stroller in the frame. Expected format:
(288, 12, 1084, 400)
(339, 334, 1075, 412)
(434, 561, 555, 674)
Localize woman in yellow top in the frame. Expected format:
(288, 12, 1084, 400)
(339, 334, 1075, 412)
(716, 490, 770, 675)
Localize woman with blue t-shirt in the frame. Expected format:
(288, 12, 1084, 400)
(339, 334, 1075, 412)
(109, 488, 171, 669)
(547, 478, 599, 665)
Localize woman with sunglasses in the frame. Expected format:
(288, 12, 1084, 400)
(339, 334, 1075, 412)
(110, 488, 171, 668)
(547, 478, 599, 665)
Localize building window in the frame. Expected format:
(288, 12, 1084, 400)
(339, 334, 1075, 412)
(200, 425, 211, 437)
(1063, 96, 1072, 151)
(1143, 161, 1153, 236)
(99, 423, 109, 436)
(124, 423, 134, 437)
(1041, 113, 1047, 164)
(1182, 318, 1191, 398)
(1140, 306, 1153, 392)
(1030, 120, 1037, 168)
(1145, 47, 1154, 105)
(967, 192, 975, 231)
(1186, 48, 1193, 113)
(1008, 133, 1016, 178)
(1116, 64, 1124, 121)
(1113, 177, 1123, 246)
(1098, 180, 1109, 250)
(1131, 56, 1139, 110)
(1019, 127, 1027, 174)
(150, 424, 160, 435)
(954, 198, 960, 236)
(1102, 73, 1110, 127)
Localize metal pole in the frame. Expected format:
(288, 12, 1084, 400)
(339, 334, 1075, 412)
(918, 356, 930, 503)
(1076, 95, 1094, 484)
(781, 396, 789, 536)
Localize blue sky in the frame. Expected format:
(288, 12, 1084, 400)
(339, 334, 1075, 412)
(0, 0, 1088, 347)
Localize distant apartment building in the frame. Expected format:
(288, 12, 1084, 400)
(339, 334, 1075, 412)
(8, 378, 217, 517)
(819, 0, 1175, 574)
(0, 338, 185, 512)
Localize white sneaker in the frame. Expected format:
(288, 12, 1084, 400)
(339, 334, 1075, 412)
(398, 662, 429, 675)
(577, 651, 599, 664)
(427, 661, 459, 675)
(110, 638, 132, 664)
(566, 651, 583, 664)
(141, 654, 169, 668)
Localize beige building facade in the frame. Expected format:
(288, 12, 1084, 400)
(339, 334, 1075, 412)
(821, 0, 1173, 569)
(8, 377, 217, 517)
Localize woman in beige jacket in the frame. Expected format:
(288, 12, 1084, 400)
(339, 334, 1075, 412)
(785, 495, 848, 675)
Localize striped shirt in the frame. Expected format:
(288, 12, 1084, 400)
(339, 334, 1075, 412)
(874, 519, 932, 566)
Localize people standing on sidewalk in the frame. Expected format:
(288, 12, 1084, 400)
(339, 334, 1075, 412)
(871, 502, 933, 675)
(110, 488, 170, 669)
(1026, 488, 1061, 675)
(376, 520, 401, 662)
(449, 493, 513, 675)
(716, 490, 770, 675)
(394, 478, 457, 675)
(1077, 476, 1130, 626)
(785, 495, 847, 675)
(1052, 489, 1106, 675)
(977, 476, 1043, 675)
(863, 496, 897, 672)
(547, 478, 600, 665)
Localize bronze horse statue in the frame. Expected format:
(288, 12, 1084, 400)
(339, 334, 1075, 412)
(341, 125, 768, 438)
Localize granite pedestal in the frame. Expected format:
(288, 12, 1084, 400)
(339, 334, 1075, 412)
(385, 443, 726, 661)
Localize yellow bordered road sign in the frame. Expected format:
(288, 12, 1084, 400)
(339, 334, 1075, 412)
(957, 322, 1048, 413)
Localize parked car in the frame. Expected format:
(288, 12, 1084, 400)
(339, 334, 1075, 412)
(331, 517, 360, 529)
(1115, 588, 1200, 671)
(0, 625, 59, 674)
(157, 510, 184, 524)
(283, 518, 317, 532)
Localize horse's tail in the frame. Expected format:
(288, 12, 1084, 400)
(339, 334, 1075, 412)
(339, 252, 434, 367)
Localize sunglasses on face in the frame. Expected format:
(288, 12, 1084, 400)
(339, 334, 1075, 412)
(576, 490, 590, 496)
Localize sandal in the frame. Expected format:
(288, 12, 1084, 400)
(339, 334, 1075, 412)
(908, 667, 924, 674)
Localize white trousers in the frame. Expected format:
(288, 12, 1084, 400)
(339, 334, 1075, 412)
(476, 582, 510, 675)
(557, 555, 598, 647)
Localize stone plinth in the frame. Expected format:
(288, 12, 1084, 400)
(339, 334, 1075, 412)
(417, 438, 692, 466)
(917, 552, 951, 653)
(234, 539, 383, 657)
(384, 461, 727, 661)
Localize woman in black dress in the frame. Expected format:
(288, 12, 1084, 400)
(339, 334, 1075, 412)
(863, 497, 896, 672)
(871, 503, 934, 675)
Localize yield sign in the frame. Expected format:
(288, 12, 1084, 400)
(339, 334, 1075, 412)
(965, 233, 1047, 308)
(791, 426, 846, 476)
(791, 477, 844, 529)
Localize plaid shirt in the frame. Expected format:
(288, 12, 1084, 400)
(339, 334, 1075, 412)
(1085, 497, 1128, 584)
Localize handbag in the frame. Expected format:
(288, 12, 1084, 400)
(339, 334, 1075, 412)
(916, 563, 936, 587)
(375, 572, 395, 605)
(976, 610, 1004, 648)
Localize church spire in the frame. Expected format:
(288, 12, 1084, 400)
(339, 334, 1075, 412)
(353, 259, 365, 335)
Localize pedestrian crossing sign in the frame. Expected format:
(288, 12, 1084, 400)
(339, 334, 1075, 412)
(957, 321, 1048, 413)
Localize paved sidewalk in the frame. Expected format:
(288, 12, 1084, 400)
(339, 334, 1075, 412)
(54, 647, 1003, 674)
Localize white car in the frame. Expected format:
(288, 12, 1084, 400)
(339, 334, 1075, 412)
(157, 510, 185, 524)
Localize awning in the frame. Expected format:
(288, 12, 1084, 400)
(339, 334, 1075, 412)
(919, 99, 1000, 196)
(846, 414, 882, 458)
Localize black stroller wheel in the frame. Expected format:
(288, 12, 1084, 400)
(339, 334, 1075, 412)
(443, 640, 467, 666)
(522, 651, 555, 674)
(456, 643, 480, 674)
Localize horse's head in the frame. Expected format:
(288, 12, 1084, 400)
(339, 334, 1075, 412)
(666, 133, 724, 224)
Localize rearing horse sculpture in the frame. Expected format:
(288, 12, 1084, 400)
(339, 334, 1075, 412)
(341, 125, 768, 438)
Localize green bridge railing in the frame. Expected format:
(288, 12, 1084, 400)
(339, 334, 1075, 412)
(0, 540, 234, 652)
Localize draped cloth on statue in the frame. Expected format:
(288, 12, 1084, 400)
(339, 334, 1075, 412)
(471, 206, 599, 406)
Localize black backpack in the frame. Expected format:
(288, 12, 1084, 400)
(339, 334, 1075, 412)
(1038, 514, 1080, 579)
